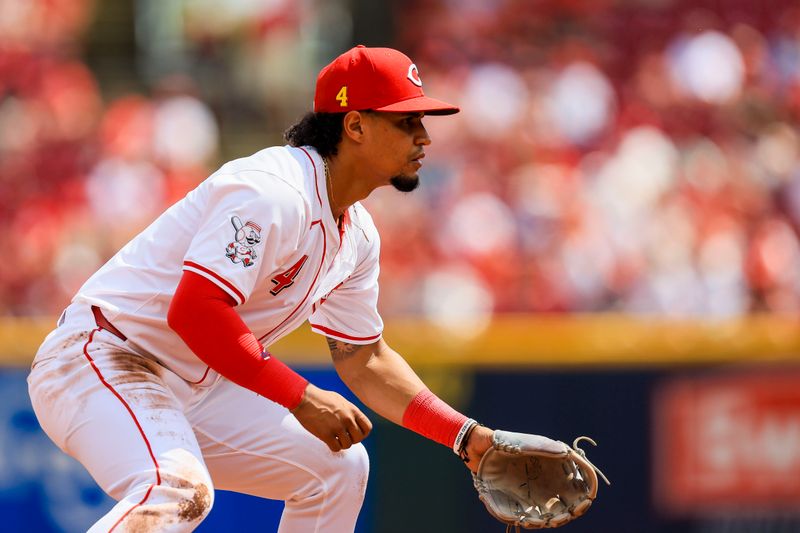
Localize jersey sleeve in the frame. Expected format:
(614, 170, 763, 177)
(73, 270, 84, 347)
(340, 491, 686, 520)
(182, 171, 305, 305)
(309, 213, 383, 344)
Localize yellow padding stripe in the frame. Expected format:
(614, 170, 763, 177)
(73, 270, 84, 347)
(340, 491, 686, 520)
(4, 315, 799, 367)
(272, 314, 800, 367)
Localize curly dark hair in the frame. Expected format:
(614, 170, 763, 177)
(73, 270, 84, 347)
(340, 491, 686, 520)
(284, 112, 346, 158)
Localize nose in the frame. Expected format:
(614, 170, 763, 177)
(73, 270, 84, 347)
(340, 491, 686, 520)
(416, 123, 432, 146)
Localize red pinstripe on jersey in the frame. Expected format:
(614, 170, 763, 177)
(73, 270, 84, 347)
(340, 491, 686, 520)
(187, 366, 211, 385)
(257, 224, 326, 343)
(183, 261, 246, 305)
(81, 328, 161, 531)
(257, 148, 328, 343)
(311, 280, 345, 313)
(302, 147, 325, 206)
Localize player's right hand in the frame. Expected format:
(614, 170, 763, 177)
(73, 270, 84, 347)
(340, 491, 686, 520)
(291, 383, 372, 452)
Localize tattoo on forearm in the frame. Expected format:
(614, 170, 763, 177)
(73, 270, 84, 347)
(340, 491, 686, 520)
(326, 337, 359, 361)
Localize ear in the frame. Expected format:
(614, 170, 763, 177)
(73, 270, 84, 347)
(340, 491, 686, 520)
(342, 110, 367, 144)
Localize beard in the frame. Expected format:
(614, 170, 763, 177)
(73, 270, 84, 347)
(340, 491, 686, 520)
(390, 173, 420, 192)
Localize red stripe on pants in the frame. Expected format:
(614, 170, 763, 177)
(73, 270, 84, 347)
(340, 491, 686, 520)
(81, 327, 162, 532)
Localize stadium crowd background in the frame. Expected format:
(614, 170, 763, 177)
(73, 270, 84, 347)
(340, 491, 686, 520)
(2, 0, 799, 333)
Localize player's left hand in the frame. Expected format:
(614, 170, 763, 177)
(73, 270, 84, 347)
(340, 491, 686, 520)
(463, 426, 494, 473)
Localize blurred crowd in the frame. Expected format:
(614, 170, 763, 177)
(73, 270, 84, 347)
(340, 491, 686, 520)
(1, 0, 799, 327)
(374, 0, 800, 329)
(0, 0, 224, 316)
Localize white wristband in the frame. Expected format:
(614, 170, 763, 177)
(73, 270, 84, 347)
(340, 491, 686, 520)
(452, 418, 478, 455)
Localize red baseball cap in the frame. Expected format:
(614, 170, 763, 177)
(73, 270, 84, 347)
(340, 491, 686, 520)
(314, 45, 459, 116)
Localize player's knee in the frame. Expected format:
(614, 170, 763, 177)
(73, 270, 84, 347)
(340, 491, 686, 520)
(179, 479, 215, 524)
(333, 443, 369, 498)
(109, 468, 215, 526)
(160, 472, 215, 525)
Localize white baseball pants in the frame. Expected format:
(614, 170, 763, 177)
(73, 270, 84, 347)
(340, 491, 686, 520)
(27, 304, 369, 532)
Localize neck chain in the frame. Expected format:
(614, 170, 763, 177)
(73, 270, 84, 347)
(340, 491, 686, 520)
(323, 156, 340, 219)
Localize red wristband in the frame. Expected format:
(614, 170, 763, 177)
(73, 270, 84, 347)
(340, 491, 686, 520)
(401, 388, 469, 448)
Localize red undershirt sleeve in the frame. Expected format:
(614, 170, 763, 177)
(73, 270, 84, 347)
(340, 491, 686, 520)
(167, 270, 308, 409)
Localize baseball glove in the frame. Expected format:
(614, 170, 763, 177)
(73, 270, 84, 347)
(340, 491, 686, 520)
(472, 430, 610, 530)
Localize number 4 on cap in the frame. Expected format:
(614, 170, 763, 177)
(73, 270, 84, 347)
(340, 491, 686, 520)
(336, 86, 348, 107)
(270, 255, 309, 295)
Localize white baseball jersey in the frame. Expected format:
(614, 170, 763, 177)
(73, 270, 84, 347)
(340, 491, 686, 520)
(72, 145, 383, 382)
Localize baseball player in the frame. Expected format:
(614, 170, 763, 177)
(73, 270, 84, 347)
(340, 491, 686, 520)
(27, 45, 494, 532)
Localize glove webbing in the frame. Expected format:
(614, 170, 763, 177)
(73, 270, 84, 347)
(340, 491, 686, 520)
(571, 436, 611, 486)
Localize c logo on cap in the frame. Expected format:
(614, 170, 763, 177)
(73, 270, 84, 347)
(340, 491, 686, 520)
(407, 64, 423, 87)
